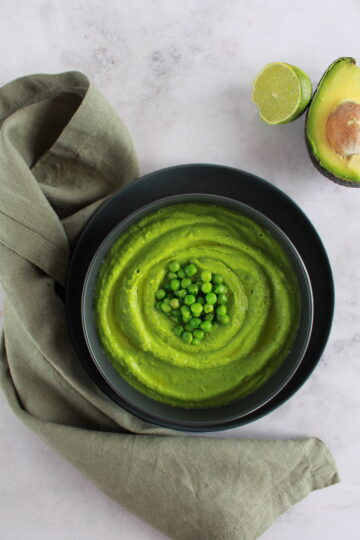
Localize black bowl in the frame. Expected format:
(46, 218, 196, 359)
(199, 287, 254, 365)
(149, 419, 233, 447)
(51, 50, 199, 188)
(66, 164, 334, 431)
(81, 193, 313, 428)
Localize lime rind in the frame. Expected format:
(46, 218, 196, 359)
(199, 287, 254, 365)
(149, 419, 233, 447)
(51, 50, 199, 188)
(290, 65, 313, 118)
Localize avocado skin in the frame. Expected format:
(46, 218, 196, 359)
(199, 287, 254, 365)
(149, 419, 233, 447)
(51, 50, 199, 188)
(305, 127, 360, 188)
(305, 57, 360, 188)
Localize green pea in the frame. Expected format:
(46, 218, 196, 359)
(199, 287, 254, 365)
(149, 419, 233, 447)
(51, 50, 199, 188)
(181, 305, 191, 322)
(184, 263, 197, 277)
(163, 297, 171, 305)
(171, 314, 181, 323)
(205, 313, 214, 321)
(205, 292, 217, 305)
(170, 298, 180, 309)
(155, 289, 166, 300)
(217, 293, 228, 305)
(214, 284, 227, 294)
(203, 303, 214, 313)
(192, 338, 200, 345)
(188, 317, 201, 329)
(201, 270, 212, 282)
(197, 296, 205, 305)
(213, 273, 223, 284)
(216, 305, 227, 316)
(174, 325, 184, 337)
(190, 302, 203, 315)
(182, 331, 193, 344)
(169, 279, 180, 291)
(193, 329, 205, 340)
(175, 289, 187, 299)
(161, 302, 172, 313)
(201, 282, 212, 294)
(184, 294, 196, 306)
(181, 278, 192, 289)
(155, 301, 163, 311)
(196, 280, 203, 287)
(168, 260, 180, 272)
(177, 269, 186, 279)
(167, 272, 177, 280)
(200, 320, 212, 332)
(218, 314, 230, 325)
(188, 284, 199, 295)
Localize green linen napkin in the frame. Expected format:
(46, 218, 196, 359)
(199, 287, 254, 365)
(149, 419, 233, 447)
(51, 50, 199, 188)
(0, 71, 339, 540)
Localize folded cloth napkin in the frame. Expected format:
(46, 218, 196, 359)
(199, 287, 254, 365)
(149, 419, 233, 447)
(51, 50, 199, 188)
(0, 71, 339, 540)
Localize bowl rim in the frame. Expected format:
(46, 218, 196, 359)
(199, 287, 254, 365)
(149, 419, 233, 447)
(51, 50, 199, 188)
(80, 192, 314, 426)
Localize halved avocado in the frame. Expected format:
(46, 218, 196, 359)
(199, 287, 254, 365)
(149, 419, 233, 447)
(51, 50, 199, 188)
(306, 57, 360, 187)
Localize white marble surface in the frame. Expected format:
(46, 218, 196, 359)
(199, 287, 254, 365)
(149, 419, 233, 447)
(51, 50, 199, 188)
(1, 0, 360, 538)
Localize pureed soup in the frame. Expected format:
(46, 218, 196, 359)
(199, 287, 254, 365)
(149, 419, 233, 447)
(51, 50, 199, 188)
(94, 203, 301, 408)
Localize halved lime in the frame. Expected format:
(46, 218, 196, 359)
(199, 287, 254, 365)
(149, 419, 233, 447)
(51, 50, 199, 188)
(252, 62, 312, 124)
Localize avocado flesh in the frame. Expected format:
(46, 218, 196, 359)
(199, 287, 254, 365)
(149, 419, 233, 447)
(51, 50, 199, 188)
(306, 57, 360, 185)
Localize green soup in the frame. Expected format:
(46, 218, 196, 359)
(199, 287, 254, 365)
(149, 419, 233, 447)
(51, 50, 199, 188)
(95, 203, 300, 408)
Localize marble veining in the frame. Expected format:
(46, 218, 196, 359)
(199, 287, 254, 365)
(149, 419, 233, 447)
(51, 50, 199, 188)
(1, 0, 360, 538)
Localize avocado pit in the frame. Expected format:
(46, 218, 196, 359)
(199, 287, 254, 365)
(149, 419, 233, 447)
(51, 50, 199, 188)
(326, 101, 360, 157)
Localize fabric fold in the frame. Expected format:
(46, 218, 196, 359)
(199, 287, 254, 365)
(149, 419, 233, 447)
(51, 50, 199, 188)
(0, 71, 339, 540)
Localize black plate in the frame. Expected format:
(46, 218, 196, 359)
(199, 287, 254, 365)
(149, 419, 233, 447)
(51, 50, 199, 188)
(66, 164, 334, 431)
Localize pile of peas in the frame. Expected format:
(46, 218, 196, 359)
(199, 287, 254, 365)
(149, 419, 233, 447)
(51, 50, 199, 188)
(155, 260, 230, 345)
